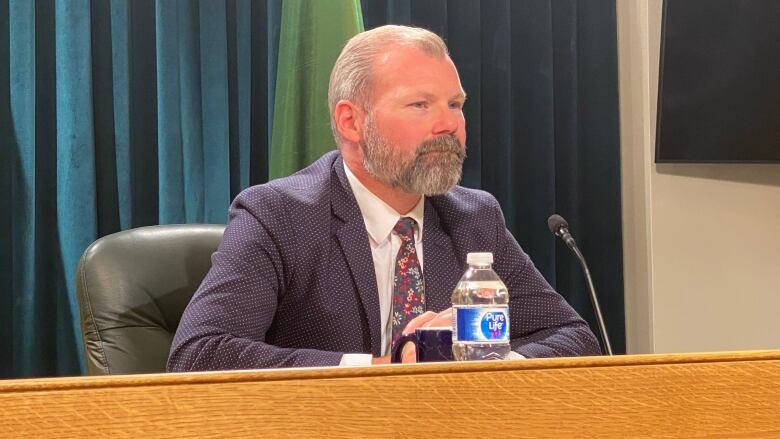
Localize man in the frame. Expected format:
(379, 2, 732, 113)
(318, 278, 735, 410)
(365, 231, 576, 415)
(168, 25, 599, 371)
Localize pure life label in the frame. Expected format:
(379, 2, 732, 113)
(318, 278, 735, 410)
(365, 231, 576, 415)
(454, 306, 510, 342)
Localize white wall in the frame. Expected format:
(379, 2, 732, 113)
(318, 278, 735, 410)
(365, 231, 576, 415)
(617, 0, 780, 354)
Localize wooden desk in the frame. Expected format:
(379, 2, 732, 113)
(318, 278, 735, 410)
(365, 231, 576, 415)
(2, 351, 780, 437)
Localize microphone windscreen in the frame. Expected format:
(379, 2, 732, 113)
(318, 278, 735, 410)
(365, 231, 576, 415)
(547, 214, 569, 235)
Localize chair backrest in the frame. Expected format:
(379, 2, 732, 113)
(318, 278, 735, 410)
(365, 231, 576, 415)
(76, 224, 225, 375)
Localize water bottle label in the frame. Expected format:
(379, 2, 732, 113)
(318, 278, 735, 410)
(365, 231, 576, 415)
(454, 307, 509, 342)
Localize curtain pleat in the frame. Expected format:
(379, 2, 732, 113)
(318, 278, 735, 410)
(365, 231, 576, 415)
(233, 0, 251, 194)
(7, 0, 38, 377)
(90, 0, 121, 237)
(550, 1, 584, 313)
(129, 0, 159, 227)
(156, 0, 186, 224)
(0, 0, 12, 378)
(446, 0, 482, 189)
(199, 0, 230, 223)
(509, 1, 556, 277)
(55, 0, 97, 375)
(109, 0, 132, 230)
(177, 0, 205, 223)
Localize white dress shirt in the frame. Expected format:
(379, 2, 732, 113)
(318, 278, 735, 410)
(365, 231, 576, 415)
(340, 162, 425, 366)
(338, 162, 522, 365)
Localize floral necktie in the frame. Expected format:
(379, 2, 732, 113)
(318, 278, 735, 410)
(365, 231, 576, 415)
(391, 217, 426, 348)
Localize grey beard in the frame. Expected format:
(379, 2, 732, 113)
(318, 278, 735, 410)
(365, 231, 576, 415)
(362, 126, 466, 196)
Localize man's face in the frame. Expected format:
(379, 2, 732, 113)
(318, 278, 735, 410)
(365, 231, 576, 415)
(359, 46, 467, 195)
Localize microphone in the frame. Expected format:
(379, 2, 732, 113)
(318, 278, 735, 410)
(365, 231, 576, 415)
(547, 214, 613, 356)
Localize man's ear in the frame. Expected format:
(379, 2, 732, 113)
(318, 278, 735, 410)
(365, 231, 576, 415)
(333, 100, 364, 145)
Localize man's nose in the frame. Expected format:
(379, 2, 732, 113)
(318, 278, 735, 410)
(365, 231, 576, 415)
(431, 106, 459, 135)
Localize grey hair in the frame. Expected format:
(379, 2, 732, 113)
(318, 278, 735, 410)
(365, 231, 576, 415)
(327, 25, 449, 145)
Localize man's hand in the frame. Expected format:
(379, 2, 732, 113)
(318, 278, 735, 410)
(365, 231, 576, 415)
(398, 340, 415, 363)
(398, 308, 454, 363)
(402, 308, 453, 336)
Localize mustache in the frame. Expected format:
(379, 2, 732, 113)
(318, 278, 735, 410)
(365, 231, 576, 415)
(415, 135, 466, 158)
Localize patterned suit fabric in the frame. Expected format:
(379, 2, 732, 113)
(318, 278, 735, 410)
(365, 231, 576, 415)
(168, 151, 600, 372)
(392, 217, 425, 347)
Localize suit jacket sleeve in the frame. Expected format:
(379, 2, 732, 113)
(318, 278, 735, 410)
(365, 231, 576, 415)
(167, 188, 344, 371)
(490, 198, 602, 358)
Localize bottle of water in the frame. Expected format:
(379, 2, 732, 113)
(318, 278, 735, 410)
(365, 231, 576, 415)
(451, 252, 510, 361)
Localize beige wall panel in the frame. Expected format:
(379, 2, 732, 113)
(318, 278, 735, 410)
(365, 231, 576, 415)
(619, 0, 780, 353)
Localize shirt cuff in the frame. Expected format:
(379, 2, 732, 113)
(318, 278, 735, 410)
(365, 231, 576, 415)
(339, 353, 373, 367)
(507, 351, 525, 360)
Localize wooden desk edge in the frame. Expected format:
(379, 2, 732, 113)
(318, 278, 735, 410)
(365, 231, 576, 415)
(3, 349, 780, 393)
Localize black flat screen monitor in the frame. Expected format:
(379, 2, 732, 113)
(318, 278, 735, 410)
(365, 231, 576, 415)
(656, 0, 780, 163)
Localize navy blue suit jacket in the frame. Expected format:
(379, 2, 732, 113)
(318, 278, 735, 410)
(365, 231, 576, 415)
(168, 151, 599, 371)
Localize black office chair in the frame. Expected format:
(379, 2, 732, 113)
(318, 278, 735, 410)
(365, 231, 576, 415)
(75, 224, 225, 375)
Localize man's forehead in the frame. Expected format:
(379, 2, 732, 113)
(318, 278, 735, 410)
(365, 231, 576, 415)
(370, 46, 465, 95)
(372, 43, 448, 69)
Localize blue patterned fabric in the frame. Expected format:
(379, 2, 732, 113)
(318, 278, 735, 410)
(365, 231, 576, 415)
(168, 151, 600, 371)
(391, 218, 425, 347)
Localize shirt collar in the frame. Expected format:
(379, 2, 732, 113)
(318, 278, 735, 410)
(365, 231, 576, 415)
(343, 161, 425, 246)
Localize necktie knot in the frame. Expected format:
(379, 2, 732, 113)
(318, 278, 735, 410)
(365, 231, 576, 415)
(393, 217, 416, 242)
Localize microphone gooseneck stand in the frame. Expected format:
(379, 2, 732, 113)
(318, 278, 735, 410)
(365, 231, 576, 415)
(548, 214, 613, 356)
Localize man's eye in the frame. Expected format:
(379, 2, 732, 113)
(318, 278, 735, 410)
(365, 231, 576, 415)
(410, 102, 428, 109)
(449, 101, 464, 109)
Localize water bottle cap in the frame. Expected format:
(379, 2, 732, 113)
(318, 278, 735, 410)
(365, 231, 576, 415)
(466, 252, 493, 265)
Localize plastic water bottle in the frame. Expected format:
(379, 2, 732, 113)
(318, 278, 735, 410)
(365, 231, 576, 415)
(451, 252, 510, 361)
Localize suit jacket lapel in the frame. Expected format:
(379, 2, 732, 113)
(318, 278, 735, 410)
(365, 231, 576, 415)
(422, 199, 465, 312)
(331, 157, 383, 356)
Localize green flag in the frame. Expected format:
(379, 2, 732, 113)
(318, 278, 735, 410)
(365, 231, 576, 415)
(269, 0, 364, 179)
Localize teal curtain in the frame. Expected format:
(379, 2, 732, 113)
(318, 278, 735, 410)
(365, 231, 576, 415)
(2, 0, 623, 378)
(1, 0, 281, 378)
